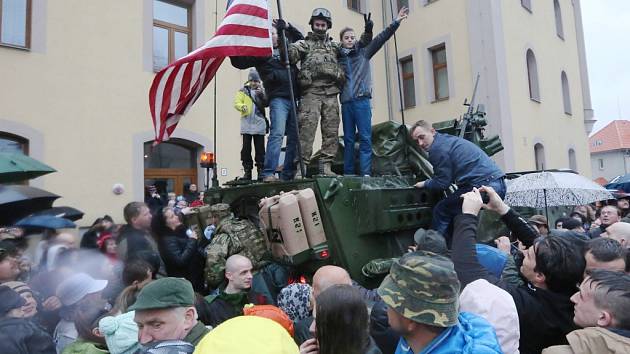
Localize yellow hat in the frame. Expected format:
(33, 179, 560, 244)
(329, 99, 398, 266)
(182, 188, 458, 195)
(194, 316, 298, 354)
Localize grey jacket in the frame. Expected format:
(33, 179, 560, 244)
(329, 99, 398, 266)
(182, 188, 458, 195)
(339, 21, 400, 104)
(237, 86, 267, 135)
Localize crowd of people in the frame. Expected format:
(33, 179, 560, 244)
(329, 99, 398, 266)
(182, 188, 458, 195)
(2, 183, 629, 353)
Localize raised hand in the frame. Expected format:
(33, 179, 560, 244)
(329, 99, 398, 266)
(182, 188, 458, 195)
(363, 12, 373, 32)
(396, 7, 409, 22)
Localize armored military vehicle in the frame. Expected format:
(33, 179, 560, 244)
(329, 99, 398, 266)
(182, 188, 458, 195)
(185, 97, 504, 288)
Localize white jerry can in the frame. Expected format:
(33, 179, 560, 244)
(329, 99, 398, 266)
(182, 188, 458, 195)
(258, 192, 310, 261)
(291, 188, 327, 247)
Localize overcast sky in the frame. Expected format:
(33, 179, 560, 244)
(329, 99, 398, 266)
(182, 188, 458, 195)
(581, 1, 630, 134)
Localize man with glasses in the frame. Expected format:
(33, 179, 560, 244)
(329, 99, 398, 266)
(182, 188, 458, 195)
(285, 8, 346, 176)
(410, 119, 505, 241)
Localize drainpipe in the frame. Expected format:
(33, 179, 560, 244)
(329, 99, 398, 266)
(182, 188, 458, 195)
(573, 0, 596, 134)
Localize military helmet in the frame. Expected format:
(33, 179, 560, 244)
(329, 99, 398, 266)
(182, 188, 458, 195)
(309, 8, 332, 28)
(210, 203, 231, 220)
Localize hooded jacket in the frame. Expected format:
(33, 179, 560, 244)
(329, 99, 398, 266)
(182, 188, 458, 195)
(542, 327, 630, 354)
(393, 312, 502, 354)
(234, 85, 267, 135)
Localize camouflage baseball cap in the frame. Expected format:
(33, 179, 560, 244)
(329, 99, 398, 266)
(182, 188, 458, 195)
(210, 203, 231, 219)
(377, 251, 460, 327)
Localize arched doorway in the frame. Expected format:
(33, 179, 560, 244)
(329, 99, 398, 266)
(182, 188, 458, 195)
(144, 138, 200, 197)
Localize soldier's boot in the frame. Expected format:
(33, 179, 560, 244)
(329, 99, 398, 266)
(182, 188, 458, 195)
(256, 168, 263, 182)
(322, 162, 337, 176)
(242, 169, 252, 180)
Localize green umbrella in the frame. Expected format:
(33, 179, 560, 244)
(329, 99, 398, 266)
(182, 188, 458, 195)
(0, 152, 56, 183)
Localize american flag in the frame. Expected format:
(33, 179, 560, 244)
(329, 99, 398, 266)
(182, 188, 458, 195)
(149, 0, 272, 144)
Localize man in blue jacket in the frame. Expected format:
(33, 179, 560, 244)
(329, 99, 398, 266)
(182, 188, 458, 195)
(339, 7, 408, 176)
(411, 119, 505, 239)
(377, 251, 502, 354)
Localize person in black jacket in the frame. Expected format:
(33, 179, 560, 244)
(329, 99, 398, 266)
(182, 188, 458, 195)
(454, 186, 586, 354)
(0, 285, 56, 354)
(155, 207, 205, 293)
(230, 21, 303, 182)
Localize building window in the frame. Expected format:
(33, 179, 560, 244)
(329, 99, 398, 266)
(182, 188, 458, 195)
(0, 0, 31, 49)
(521, 0, 532, 12)
(0, 132, 28, 154)
(400, 56, 416, 109)
(554, 0, 564, 39)
(397, 0, 409, 11)
(144, 138, 199, 196)
(568, 148, 577, 171)
(430, 44, 449, 101)
(534, 143, 546, 170)
(423, 0, 439, 5)
(526, 49, 540, 102)
(347, 0, 361, 12)
(153, 0, 192, 71)
(561, 71, 572, 115)
(598, 158, 604, 170)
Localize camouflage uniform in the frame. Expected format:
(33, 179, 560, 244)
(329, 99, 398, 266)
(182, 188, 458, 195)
(204, 204, 269, 289)
(288, 32, 344, 164)
(377, 251, 460, 327)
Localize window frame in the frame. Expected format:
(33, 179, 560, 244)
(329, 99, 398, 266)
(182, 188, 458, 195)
(534, 143, 546, 170)
(152, 0, 193, 72)
(430, 43, 449, 102)
(568, 148, 577, 171)
(561, 71, 572, 115)
(0, 131, 29, 154)
(0, 0, 32, 50)
(526, 49, 540, 102)
(399, 56, 416, 109)
(347, 0, 362, 13)
(554, 0, 564, 40)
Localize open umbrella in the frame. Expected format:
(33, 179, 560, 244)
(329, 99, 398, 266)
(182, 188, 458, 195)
(605, 173, 630, 193)
(0, 185, 60, 225)
(505, 171, 614, 221)
(30, 206, 84, 222)
(0, 152, 56, 183)
(14, 215, 76, 230)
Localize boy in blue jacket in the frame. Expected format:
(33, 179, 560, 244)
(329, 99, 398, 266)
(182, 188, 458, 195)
(339, 7, 408, 176)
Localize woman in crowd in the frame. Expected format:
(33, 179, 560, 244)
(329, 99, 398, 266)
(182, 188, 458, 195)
(0, 285, 56, 354)
(155, 207, 205, 292)
(300, 284, 381, 354)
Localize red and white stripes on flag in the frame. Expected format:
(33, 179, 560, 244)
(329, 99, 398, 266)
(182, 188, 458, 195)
(149, 0, 272, 144)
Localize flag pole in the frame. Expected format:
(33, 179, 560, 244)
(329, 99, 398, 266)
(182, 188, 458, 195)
(276, 0, 306, 178)
(211, 0, 220, 188)
(388, 0, 405, 125)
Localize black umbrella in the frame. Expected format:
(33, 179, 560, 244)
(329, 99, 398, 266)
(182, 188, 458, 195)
(30, 206, 84, 222)
(0, 185, 60, 225)
(15, 215, 76, 230)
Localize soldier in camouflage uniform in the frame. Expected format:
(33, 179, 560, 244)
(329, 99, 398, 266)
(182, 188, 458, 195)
(377, 251, 502, 353)
(204, 203, 269, 290)
(286, 8, 345, 176)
